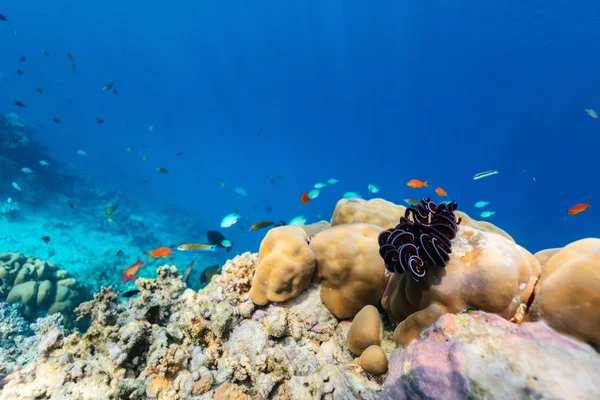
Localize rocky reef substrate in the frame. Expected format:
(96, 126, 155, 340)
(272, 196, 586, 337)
(1, 197, 599, 399)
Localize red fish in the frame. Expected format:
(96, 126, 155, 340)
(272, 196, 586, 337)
(300, 192, 310, 205)
(122, 257, 144, 282)
(567, 201, 591, 215)
(147, 247, 173, 258)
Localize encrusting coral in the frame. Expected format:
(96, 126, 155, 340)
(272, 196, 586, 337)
(0, 252, 86, 326)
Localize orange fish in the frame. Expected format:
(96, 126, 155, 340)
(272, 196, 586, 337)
(122, 257, 144, 283)
(435, 187, 447, 196)
(567, 200, 591, 215)
(146, 247, 173, 258)
(300, 192, 310, 205)
(407, 179, 428, 188)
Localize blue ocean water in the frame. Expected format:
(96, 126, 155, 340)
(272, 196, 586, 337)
(1, 0, 599, 277)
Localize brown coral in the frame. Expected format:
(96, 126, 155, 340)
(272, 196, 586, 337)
(0, 252, 85, 324)
(249, 226, 316, 306)
(331, 198, 406, 229)
(525, 238, 600, 347)
(382, 224, 540, 346)
(310, 223, 389, 319)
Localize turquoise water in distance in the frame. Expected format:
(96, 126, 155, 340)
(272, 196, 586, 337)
(1, 0, 599, 257)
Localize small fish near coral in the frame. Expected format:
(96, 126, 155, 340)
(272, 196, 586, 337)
(41, 235, 50, 243)
(473, 170, 499, 180)
(378, 198, 461, 281)
(249, 220, 275, 231)
(145, 305, 161, 324)
(407, 179, 428, 188)
(206, 230, 232, 252)
(122, 257, 144, 282)
(122, 289, 140, 298)
(177, 243, 216, 252)
(567, 200, 591, 215)
(146, 247, 173, 258)
(300, 192, 311, 204)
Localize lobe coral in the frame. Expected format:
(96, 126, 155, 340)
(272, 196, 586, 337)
(378, 198, 461, 281)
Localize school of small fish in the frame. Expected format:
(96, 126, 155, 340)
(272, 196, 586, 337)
(1, 10, 593, 291)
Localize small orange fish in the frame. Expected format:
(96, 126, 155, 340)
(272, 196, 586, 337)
(407, 179, 428, 188)
(567, 201, 591, 215)
(146, 247, 173, 258)
(191, 317, 200, 325)
(435, 187, 447, 196)
(300, 192, 310, 205)
(122, 257, 144, 282)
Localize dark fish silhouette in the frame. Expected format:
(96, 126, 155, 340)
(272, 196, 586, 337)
(206, 231, 231, 253)
(12, 100, 25, 108)
(201, 264, 221, 285)
(52, 118, 61, 124)
(67, 53, 74, 61)
(182, 259, 197, 284)
(41, 235, 50, 243)
(122, 289, 140, 298)
(36, 88, 43, 94)
(116, 249, 123, 256)
(96, 116, 104, 124)
(145, 305, 161, 324)
(0, 14, 7, 22)
(19, 57, 25, 62)
(16, 70, 23, 75)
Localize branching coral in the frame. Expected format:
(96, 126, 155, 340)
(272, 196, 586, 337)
(378, 198, 461, 281)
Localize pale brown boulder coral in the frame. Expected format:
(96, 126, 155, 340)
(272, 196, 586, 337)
(533, 247, 562, 267)
(249, 226, 316, 306)
(330, 198, 406, 229)
(0, 252, 85, 325)
(381, 224, 540, 346)
(347, 305, 382, 356)
(525, 238, 600, 346)
(310, 223, 389, 319)
(359, 345, 388, 375)
(455, 210, 514, 242)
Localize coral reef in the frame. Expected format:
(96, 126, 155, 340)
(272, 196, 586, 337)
(1, 254, 385, 399)
(383, 311, 600, 400)
(347, 305, 381, 356)
(378, 198, 461, 281)
(0, 199, 20, 220)
(331, 198, 406, 229)
(249, 226, 316, 306)
(381, 223, 540, 346)
(310, 223, 389, 319)
(0, 253, 86, 325)
(525, 238, 600, 347)
(0, 302, 65, 375)
(2, 195, 600, 399)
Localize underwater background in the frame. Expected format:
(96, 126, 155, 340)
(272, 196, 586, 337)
(1, 0, 600, 293)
